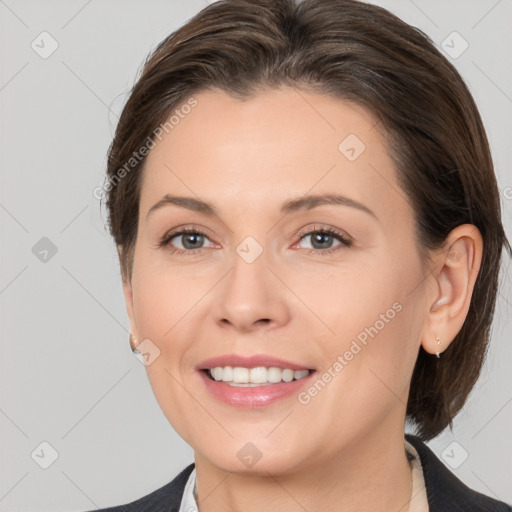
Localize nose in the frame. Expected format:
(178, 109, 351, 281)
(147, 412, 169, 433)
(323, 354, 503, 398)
(214, 249, 291, 333)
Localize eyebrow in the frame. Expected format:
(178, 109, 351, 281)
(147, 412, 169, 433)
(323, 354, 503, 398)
(146, 193, 377, 220)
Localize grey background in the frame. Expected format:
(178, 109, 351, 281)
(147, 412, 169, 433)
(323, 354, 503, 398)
(0, 0, 511, 510)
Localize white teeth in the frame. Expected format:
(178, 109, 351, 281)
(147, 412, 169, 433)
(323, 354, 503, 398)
(282, 369, 294, 383)
(212, 367, 223, 381)
(294, 369, 310, 380)
(221, 366, 233, 382)
(249, 367, 267, 383)
(232, 367, 249, 383)
(267, 367, 282, 383)
(207, 366, 311, 385)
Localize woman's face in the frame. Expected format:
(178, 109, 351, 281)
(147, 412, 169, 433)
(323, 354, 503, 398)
(124, 87, 430, 474)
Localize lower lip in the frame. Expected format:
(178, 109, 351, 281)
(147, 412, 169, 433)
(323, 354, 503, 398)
(198, 370, 315, 408)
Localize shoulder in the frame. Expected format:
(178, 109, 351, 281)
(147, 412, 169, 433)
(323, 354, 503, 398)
(405, 434, 511, 512)
(83, 462, 195, 512)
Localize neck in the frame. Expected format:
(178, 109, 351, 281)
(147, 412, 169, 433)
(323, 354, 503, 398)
(193, 428, 413, 512)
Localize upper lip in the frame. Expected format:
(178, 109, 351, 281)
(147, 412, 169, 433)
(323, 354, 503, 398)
(196, 354, 314, 371)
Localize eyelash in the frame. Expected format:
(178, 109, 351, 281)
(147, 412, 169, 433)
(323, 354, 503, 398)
(296, 226, 353, 255)
(158, 225, 353, 256)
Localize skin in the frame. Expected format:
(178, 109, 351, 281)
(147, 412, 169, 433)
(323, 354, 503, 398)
(122, 87, 483, 512)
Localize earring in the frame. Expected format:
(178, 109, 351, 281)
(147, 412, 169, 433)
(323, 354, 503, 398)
(435, 336, 442, 358)
(129, 333, 139, 353)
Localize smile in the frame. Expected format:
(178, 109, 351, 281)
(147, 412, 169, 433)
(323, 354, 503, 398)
(205, 366, 311, 386)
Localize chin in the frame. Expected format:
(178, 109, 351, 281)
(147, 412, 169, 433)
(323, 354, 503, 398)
(195, 437, 311, 476)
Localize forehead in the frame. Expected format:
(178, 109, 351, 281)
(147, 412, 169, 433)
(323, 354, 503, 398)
(140, 87, 408, 223)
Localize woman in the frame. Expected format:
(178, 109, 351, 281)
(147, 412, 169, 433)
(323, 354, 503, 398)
(92, 0, 511, 510)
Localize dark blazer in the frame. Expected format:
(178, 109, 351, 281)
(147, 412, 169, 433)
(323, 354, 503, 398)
(89, 434, 511, 511)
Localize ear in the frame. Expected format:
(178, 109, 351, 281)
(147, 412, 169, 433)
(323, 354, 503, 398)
(119, 247, 140, 351)
(421, 224, 483, 356)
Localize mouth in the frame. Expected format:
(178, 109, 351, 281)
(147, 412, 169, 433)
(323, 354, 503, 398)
(196, 360, 316, 410)
(202, 366, 313, 387)
(196, 355, 317, 408)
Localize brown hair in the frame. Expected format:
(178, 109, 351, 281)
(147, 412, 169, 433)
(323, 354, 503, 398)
(103, 0, 511, 440)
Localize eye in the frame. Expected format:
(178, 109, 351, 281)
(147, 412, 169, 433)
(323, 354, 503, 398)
(158, 224, 353, 256)
(295, 225, 353, 255)
(159, 227, 214, 255)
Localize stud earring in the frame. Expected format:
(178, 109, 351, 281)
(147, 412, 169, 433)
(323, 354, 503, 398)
(129, 333, 139, 353)
(435, 336, 442, 358)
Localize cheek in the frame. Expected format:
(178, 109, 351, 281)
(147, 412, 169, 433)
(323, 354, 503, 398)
(131, 257, 208, 340)
(296, 262, 399, 341)
(299, 301, 420, 449)
(142, 365, 202, 447)
(311, 259, 423, 399)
